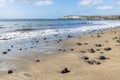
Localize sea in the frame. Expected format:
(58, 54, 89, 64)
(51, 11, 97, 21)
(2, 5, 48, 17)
(0, 19, 120, 56)
(0, 19, 120, 72)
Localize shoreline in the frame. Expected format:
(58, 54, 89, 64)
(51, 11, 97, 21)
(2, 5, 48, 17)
(1, 27, 120, 80)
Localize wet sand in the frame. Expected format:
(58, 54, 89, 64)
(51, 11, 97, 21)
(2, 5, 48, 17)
(1, 27, 120, 80)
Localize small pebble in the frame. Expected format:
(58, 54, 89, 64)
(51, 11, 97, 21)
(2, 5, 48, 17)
(95, 62, 101, 65)
(99, 56, 106, 60)
(36, 60, 40, 62)
(2, 52, 7, 54)
(7, 70, 13, 74)
(104, 47, 112, 51)
(7, 49, 11, 51)
(61, 68, 70, 74)
(81, 56, 89, 60)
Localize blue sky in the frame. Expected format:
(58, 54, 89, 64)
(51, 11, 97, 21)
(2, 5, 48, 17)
(0, 0, 120, 19)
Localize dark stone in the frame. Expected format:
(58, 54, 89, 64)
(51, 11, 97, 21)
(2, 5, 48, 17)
(104, 47, 112, 51)
(105, 41, 109, 42)
(84, 43, 88, 45)
(2, 52, 7, 54)
(7, 49, 11, 51)
(20, 48, 22, 50)
(11, 45, 13, 47)
(113, 37, 118, 40)
(81, 56, 89, 60)
(59, 39, 62, 41)
(31, 47, 33, 48)
(67, 35, 73, 38)
(58, 49, 62, 51)
(99, 56, 106, 60)
(36, 60, 40, 62)
(89, 48, 95, 53)
(63, 50, 66, 52)
(77, 43, 82, 46)
(35, 40, 39, 43)
(86, 60, 96, 65)
(61, 68, 70, 74)
(57, 41, 60, 43)
(43, 38, 47, 40)
(70, 49, 74, 51)
(97, 34, 101, 38)
(95, 44, 102, 47)
(95, 62, 101, 65)
(116, 40, 120, 43)
(96, 49, 100, 51)
(7, 70, 13, 74)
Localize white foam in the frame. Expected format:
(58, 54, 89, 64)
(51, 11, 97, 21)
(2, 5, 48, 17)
(0, 20, 120, 40)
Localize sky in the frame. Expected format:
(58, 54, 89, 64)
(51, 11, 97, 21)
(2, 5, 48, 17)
(0, 0, 120, 19)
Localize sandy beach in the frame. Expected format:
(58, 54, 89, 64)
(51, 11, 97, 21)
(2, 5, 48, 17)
(1, 27, 120, 80)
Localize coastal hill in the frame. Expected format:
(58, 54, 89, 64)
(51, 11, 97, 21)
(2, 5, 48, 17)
(64, 15, 120, 20)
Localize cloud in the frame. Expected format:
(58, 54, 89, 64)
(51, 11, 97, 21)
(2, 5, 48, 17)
(0, 3, 5, 7)
(0, 0, 7, 7)
(10, 0, 31, 3)
(35, 0, 54, 6)
(0, 0, 54, 7)
(97, 6, 112, 11)
(78, 0, 103, 6)
(116, 1, 120, 5)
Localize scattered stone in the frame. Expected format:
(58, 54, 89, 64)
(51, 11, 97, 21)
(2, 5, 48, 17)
(58, 49, 62, 51)
(7, 49, 11, 51)
(31, 47, 33, 48)
(57, 41, 60, 43)
(97, 34, 101, 38)
(59, 39, 62, 41)
(95, 44, 102, 47)
(113, 37, 118, 40)
(105, 41, 109, 42)
(2, 52, 7, 54)
(63, 50, 66, 52)
(81, 56, 89, 60)
(43, 38, 47, 40)
(95, 61, 101, 65)
(116, 40, 120, 43)
(86, 60, 96, 65)
(70, 49, 74, 51)
(11, 45, 13, 47)
(36, 60, 40, 62)
(96, 49, 100, 51)
(89, 48, 95, 53)
(20, 48, 22, 51)
(61, 68, 70, 74)
(7, 70, 13, 74)
(104, 47, 112, 51)
(67, 35, 73, 38)
(35, 40, 39, 43)
(98, 56, 106, 60)
(84, 43, 88, 45)
(77, 43, 82, 46)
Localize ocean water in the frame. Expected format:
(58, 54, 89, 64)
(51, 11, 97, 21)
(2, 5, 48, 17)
(0, 19, 120, 72)
(0, 19, 120, 56)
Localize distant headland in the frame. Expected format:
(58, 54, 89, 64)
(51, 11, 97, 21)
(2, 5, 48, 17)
(63, 15, 120, 20)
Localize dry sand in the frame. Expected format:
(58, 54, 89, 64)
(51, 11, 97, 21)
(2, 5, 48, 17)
(1, 28, 120, 80)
